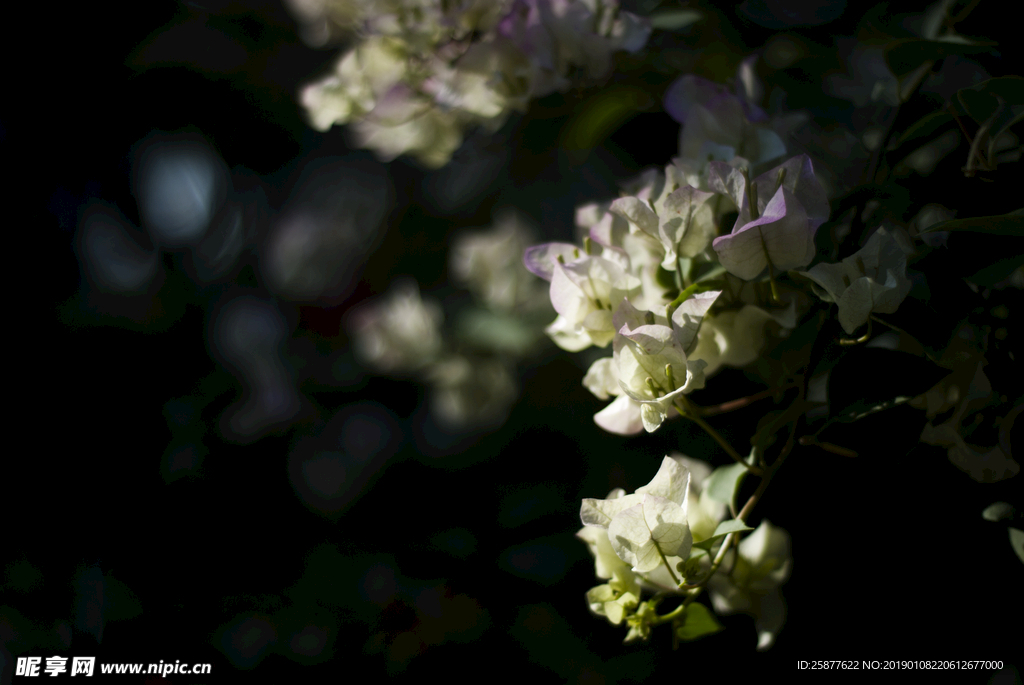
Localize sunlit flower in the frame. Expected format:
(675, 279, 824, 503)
(581, 456, 694, 573)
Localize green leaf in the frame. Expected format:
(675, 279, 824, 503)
(891, 110, 953, 155)
(675, 603, 724, 641)
(979, 76, 1024, 104)
(959, 76, 1024, 117)
(919, 210, 1024, 236)
(965, 253, 1024, 287)
(1010, 528, 1024, 566)
(958, 88, 1002, 126)
(958, 77, 1024, 147)
(884, 39, 997, 84)
(648, 9, 703, 30)
(693, 519, 755, 550)
(705, 456, 753, 507)
(751, 410, 786, 451)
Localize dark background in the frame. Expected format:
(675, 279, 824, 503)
(6, 1, 1022, 682)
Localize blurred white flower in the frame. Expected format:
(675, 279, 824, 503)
(450, 210, 548, 312)
(296, 0, 650, 167)
(348, 279, 444, 373)
(428, 355, 518, 428)
(707, 519, 792, 651)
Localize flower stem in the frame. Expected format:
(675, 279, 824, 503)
(698, 382, 799, 417)
(656, 541, 681, 587)
(676, 395, 762, 475)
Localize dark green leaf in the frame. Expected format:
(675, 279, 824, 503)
(958, 88, 1002, 126)
(964, 253, 1024, 287)
(885, 39, 997, 83)
(919, 210, 1024, 236)
(751, 410, 785, 451)
(891, 110, 953, 155)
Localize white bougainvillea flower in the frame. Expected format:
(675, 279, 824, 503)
(300, 36, 409, 131)
(670, 454, 727, 543)
(581, 456, 694, 573)
(297, 1, 649, 167)
(798, 226, 912, 334)
(522, 241, 585, 281)
(577, 506, 635, 579)
(707, 520, 792, 651)
(664, 74, 786, 166)
(609, 495, 692, 572)
(613, 321, 706, 433)
(582, 292, 719, 435)
(712, 185, 813, 280)
(708, 154, 829, 231)
(608, 172, 717, 272)
(351, 83, 465, 168)
(545, 255, 641, 350)
(497, 0, 651, 97)
(658, 185, 718, 267)
(669, 290, 722, 354)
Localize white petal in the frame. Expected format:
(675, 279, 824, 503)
(594, 395, 644, 435)
(636, 456, 691, 504)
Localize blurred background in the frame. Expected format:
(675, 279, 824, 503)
(6, 0, 1023, 682)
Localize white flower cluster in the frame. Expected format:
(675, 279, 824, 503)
(348, 277, 520, 428)
(523, 67, 921, 435)
(525, 151, 829, 434)
(294, 0, 650, 167)
(578, 455, 791, 647)
(347, 213, 551, 429)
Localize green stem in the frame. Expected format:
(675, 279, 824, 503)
(651, 603, 686, 625)
(675, 395, 762, 475)
(656, 541, 681, 587)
